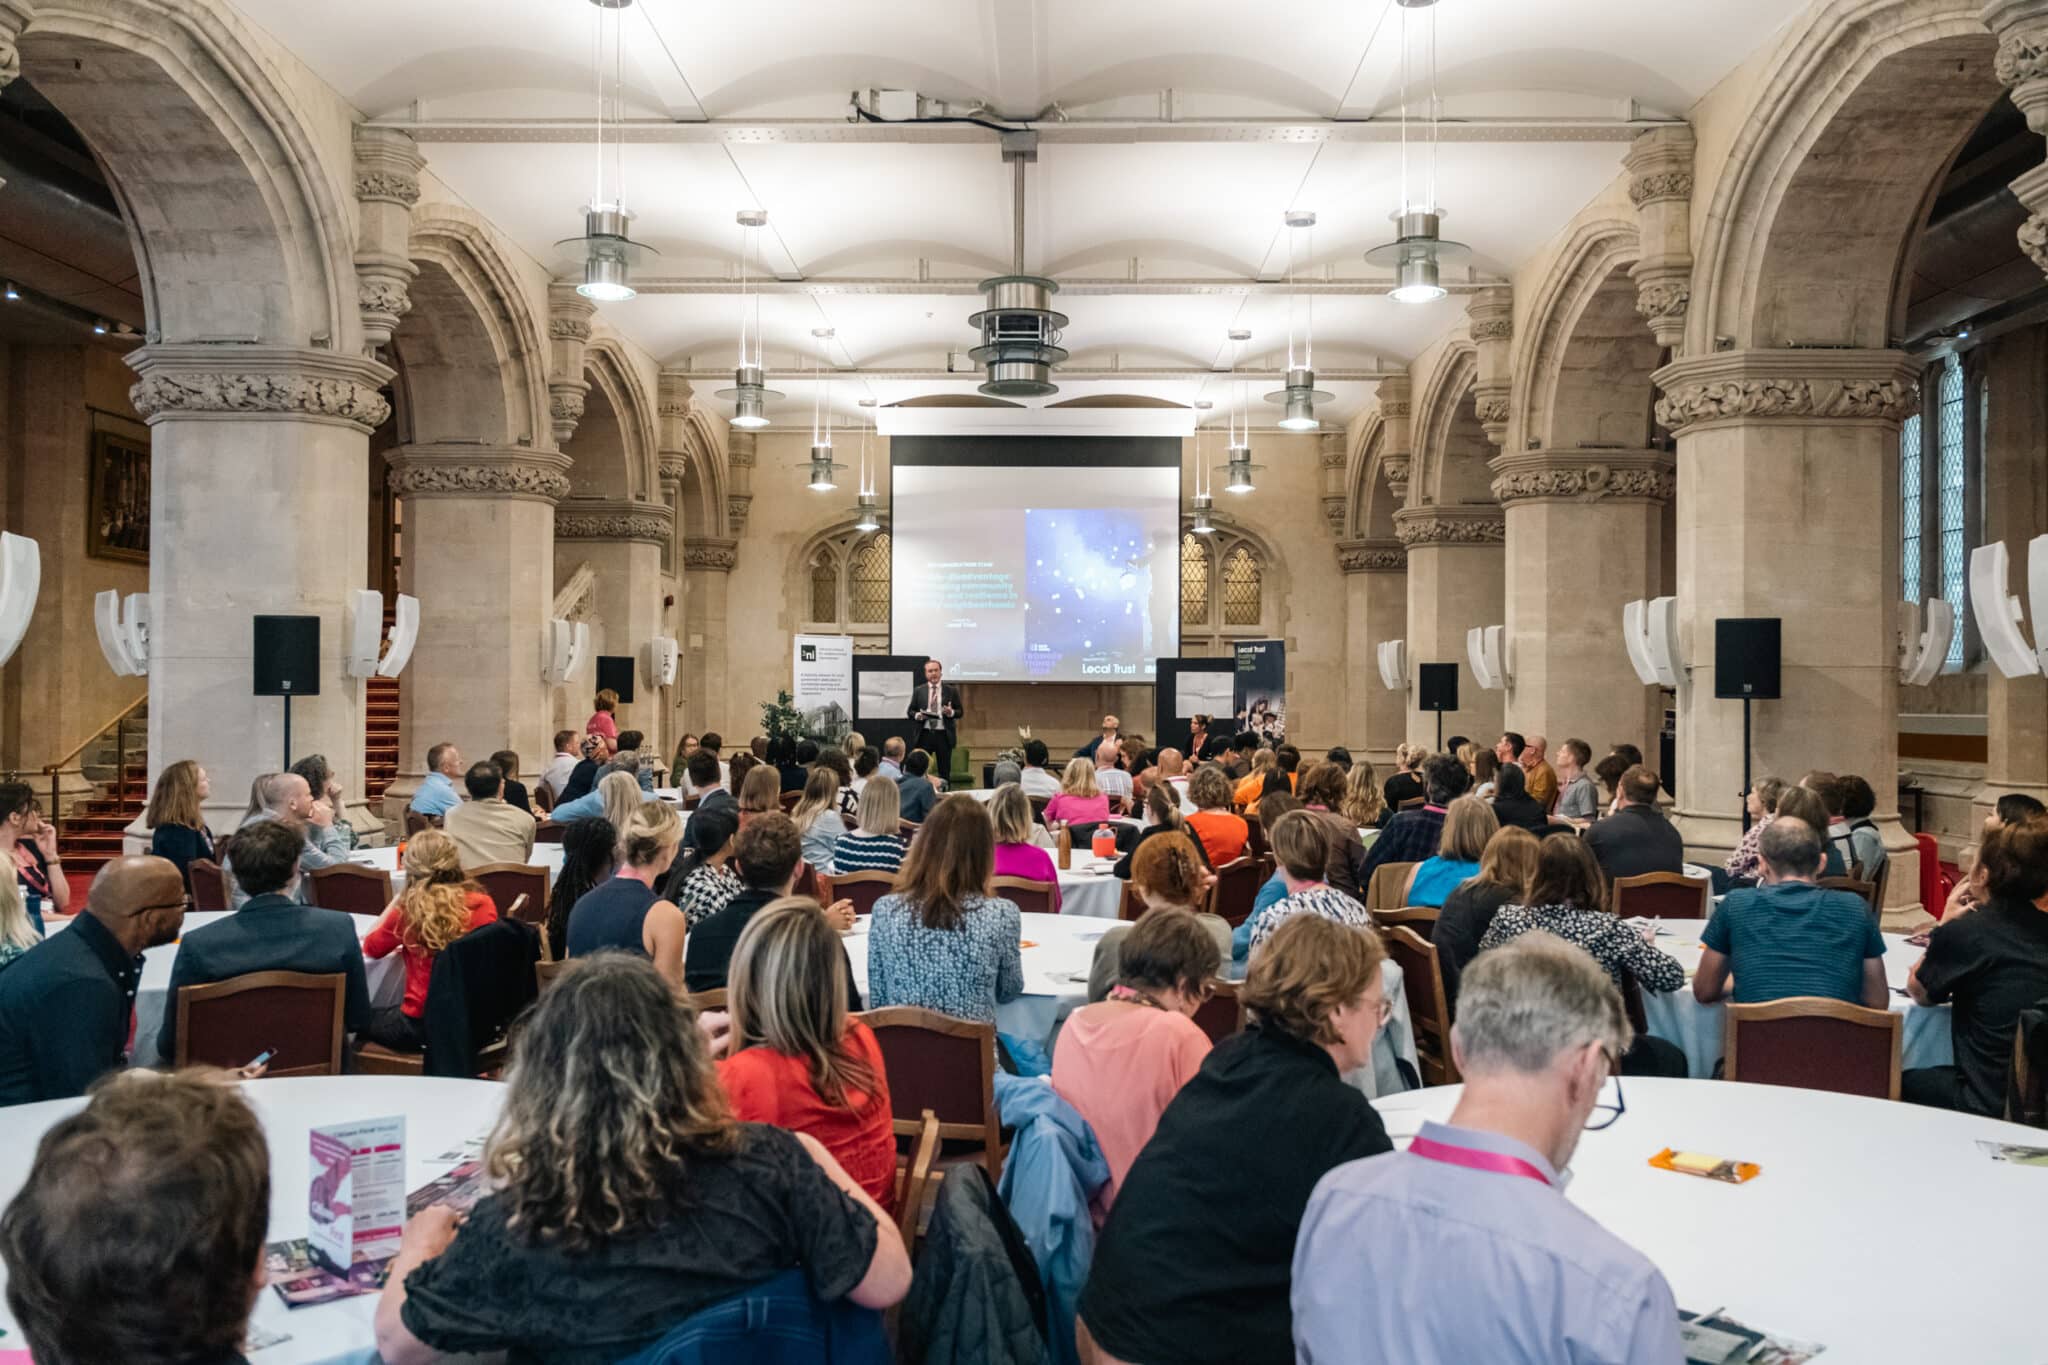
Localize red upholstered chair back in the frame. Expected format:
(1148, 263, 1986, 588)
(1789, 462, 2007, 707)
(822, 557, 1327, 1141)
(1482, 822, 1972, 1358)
(405, 810, 443, 836)
(1724, 997, 1901, 1100)
(792, 861, 825, 902)
(534, 821, 567, 844)
(175, 971, 345, 1077)
(778, 790, 803, 813)
(1611, 872, 1709, 921)
(860, 1005, 1003, 1181)
(1207, 856, 1261, 927)
(306, 863, 393, 916)
(1382, 926, 1457, 1087)
(1243, 815, 1270, 861)
(1192, 979, 1246, 1044)
(990, 875, 1055, 916)
(470, 864, 550, 927)
(190, 858, 231, 912)
(832, 871, 899, 917)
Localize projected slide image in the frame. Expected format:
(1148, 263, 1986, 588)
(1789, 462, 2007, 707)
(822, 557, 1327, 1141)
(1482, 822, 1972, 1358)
(1023, 509, 1158, 679)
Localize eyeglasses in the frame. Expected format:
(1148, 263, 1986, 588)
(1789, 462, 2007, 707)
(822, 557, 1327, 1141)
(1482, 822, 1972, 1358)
(1374, 995, 1394, 1028)
(1585, 1049, 1626, 1131)
(132, 896, 194, 917)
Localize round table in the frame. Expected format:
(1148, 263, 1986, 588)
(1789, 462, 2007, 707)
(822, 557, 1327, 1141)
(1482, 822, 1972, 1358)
(346, 843, 564, 893)
(1371, 1078, 2048, 1360)
(1638, 918, 1952, 1078)
(0, 1075, 506, 1365)
(842, 911, 1419, 1098)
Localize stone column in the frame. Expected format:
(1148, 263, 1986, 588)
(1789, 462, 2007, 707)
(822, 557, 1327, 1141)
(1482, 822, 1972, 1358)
(1987, 2, 2048, 279)
(1491, 448, 1673, 759)
(546, 285, 595, 446)
(556, 499, 676, 754)
(656, 373, 693, 583)
(1972, 325, 2048, 831)
(351, 128, 423, 356)
(381, 443, 571, 820)
(1337, 539, 1408, 768)
(1624, 126, 1696, 354)
(1376, 374, 1414, 504)
(1394, 506, 1506, 749)
(1654, 348, 1922, 917)
(726, 429, 756, 535)
(126, 344, 393, 833)
(1318, 432, 1347, 534)
(682, 536, 738, 737)
(1468, 288, 1514, 447)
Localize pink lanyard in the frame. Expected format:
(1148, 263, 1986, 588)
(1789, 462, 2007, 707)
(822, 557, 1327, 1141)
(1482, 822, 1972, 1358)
(1408, 1135, 1552, 1186)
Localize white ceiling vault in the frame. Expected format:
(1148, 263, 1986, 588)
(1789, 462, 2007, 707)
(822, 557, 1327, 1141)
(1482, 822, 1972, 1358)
(239, 0, 1800, 428)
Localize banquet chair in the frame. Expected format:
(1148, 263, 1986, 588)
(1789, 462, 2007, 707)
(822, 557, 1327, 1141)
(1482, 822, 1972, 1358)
(894, 1109, 942, 1254)
(1373, 906, 1439, 932)
(306, 863, 393, 916)
(1724, 997, 1901, 1100)
(1244, 815, 1270, 861)
(682, 795, 702, 812)
(189, 857, 231, 912)
(175, 971, 345, 1078)
(532, 784, 554, 814)
(1819, 876, 1882, 918)
(793, 862, 830, 904)
(1206, 857, 1261, 927)
(778, 790, 803, 813)
(1381, 926, 1458, 1087)
(534, 958, 571, 993)
(1191, 979, 1246, 1044)
(1612, 871, 1710, 921)
(991, 875, 1056, 915)
(470, 863, 551, 928)
(832, 871, 899, 917)
(2007, 1006, 2048, 1129)
(1029, 794, 1051, 826)
(1398, 795, 1426, 811)
(1366, 861, 1417, 912)
(1116, 880, 1149, 921)
(404, 810, 443, 836)
(861, 1006, 1004, 1182)
(685, 988, 727, 1012)
(533, 820, 567, 844)
(357, 919, 540, 1079)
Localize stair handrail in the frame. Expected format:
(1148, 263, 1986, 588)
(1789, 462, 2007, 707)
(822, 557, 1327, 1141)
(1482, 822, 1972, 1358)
(40, 691, 146, 838)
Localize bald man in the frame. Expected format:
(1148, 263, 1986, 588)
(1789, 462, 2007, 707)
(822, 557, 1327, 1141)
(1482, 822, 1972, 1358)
(1522, 733, 1559, 813)
(0, 855, 187, 1103)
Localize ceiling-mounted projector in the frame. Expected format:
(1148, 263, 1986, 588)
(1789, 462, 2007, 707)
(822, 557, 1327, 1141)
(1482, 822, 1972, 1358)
(967, 275, 1069, 397)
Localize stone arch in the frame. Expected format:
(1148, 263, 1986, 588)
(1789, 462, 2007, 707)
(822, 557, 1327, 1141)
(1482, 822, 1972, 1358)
(1510, 218, 1664, 452)
(788, 513, 892, 649)
(395, 210, 549, 446)
(679, 408, 729, 538)
(562, 370, 633, 500)
(1410, 344, 1493, 507)
(15, 0, 360, 348)
(1343, 408, 1384, 537)
(1687, 0, 2002, 352)
(585, 335, 657, 500)
(1178, 509, 1289, 651)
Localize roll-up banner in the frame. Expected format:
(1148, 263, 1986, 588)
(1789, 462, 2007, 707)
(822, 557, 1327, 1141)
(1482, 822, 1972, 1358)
(1232, 639, 1286, 745)
(793, 634, 854, 741)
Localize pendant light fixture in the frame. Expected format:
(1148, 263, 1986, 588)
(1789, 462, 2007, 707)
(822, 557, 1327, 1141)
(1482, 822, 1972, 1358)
(969, 138, 1069, 396)
(1189, 399, 1217, 534)
(1218, 329, 1264, 495)
(801, 327, 845, 491)
(1364, 0, 1470, 303)
(851, 398, 882, 532)
(716, 209, 781, 427)
(1266, 210, 1332, 431)
(556, 0, 656, 302)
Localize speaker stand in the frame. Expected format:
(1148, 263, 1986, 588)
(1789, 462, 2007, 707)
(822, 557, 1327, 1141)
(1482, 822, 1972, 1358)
(282, 692, 294, 773)
(1434, 710, 1444, 754)
(1739, 695, 1752, 834)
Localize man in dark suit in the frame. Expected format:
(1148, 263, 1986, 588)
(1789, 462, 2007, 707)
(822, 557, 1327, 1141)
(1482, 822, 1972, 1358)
(157, 818, 371, 1064)
(1582, 765, 1685, 882)
(907, 657, 963, 785)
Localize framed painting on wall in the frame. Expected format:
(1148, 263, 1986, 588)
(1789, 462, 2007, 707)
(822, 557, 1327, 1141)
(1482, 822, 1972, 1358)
(88, 427, 149, 563)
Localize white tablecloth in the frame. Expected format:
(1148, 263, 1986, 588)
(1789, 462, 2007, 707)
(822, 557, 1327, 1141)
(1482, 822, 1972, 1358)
(1371, 1078, 2047, 1361)
(0, 1075, 506, 1364)
(346, 843, 564, 893)
(1638, 917, 1952, 1078)
(843, 911, 1419, 1098)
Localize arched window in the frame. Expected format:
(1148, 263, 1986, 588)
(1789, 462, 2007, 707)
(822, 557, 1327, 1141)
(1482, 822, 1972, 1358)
(1178, 522, 1274, 652)
(810, 548, 839, 623)
(1222, 546, 1261, 627)
(850, 533, 891, 624)
(796, 523, 892, 649)
(1902, 353, 1981, 669)
(1180, 532, 1210, 628)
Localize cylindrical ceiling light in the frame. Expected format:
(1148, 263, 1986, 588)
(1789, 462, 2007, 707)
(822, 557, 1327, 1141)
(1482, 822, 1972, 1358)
(1219, 329, 1263, 494)
(1366, 0, 1471, 304)
(1265, 210, 1332, 430)
(716, 209, 781, 426)
(557, 0, 656, 301)
(1189, 399, 1218, 531)
(853, 491, 882, 533)
(848, 398, 882, 529)
(801, 327, 844, 490)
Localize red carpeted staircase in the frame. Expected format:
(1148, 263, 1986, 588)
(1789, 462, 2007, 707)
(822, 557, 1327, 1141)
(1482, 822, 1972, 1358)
(53, 705, 148, 877)
(364, 673, 400, 804)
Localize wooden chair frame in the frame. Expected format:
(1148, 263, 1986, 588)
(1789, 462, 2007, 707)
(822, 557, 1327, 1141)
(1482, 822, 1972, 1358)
(831, 870, 900, 916)
(1205, 856, 1261, 928)
(175, 970, 345, 1077)
(404, 810, 443, 836)
(1383, 925, 1458, 1086)
(1611, 871, 1710, 920)
(468, 862, 552, 927)
(1819, 876, 1882, 917)
(1724, 995, 1902, 1100)
(686, 987, 728, 1012)
(306, 863, 393, 915)
(535, 958, 571, 992)
(1373, 906, 1439, 931)
(189, 857, 232, 912)
(990, 875, 1056, 915)
(1116, 880, 1147, 921)
(859, 1005, 1004, 1182)
(1191, 978, 1247, 1044)
(894, 1109, 942, 1254)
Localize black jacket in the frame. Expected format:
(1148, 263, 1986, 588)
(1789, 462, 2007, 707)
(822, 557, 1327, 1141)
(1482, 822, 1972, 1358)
(420, 918, 540, 1077)
(1583, 803, 1686, 881)
(908, 681, 964, 743)
(1490, 790, 1552, 835)
(900, 1163, 1049, 1365)
(160, 894, 371, 1063)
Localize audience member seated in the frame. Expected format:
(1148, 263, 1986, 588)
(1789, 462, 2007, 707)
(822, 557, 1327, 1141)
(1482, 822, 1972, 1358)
(1078, 915, 1392, 1365)
(0, 875, 38, 970)
(548, 768, 645, 828)
(1342, 760, 1388, 831)
(543, 817, 616, 960)
(156, 819, 372, 1063)
(540, 729, 580, 799)
(1470, 748, 1500, 799)
(1113, 784, 1212, 882)
(1360, 754, 1468, 881)
(1551, 738, 1599, 826)
(1248, 811, 1374, 952)
(585, 686, 620, 743)
(1945, 793, 2046, 918)
(831, 779, 909, 875)
(1402, 795, 1499, 909)
(1292, 935, 1678, 1364)
(1092, 834, 1231, 999)
(1152, 747, 1193, 808)
(490, 749, 532, 814)
(687, 813, 857, 1003)
(1835, 774, 1888, 886)
(1520, 733, 1559, 812)
(1905, 814, 2048, 1116)
(1094, 740, 1134, 813)
(1046, 756, 1112, 830)
(0, 1071, 276, 1365)
(557, 732, 609, 804)
(663, 804, 742, 926)
(1591, 751, 1629, 814)
(1233, 795, 1304, 962)
(790, 765, 845, 871)
(720, 899, 898, 1212)
(1694, 819, 1885, 1011)
(610, 729, 658, 793)
(1487, 762, 1551, 835)
(224, 771, 351, 909)
(374, 952, 910, 1361)
(1185, 765, 1250, 867)
(868, 796, 1022, 1024)
(363, 830, 498, 1050)
(895, 749, 940, 824)
(1433, 825, 1541, 1015)
(1247, 765, 1293, 819)
(1018, 738, 1062, 799)
(770, 736, 807, 793)
(845, 746, 879, 804)
(444, 760, 537, 869)
(0, 782, 67, 924)
(990, 783, 1062, 909)
(0, 857, 183, 1102)
(876, 736, 905, 780)
(1078, 713, 1121, 760)
(1221, 731, 1259, 780)
(683, 747, 731, 812)
(1297, 762, 1368, 898)
(1773, 785, 1847, 877)
(1479, 837, 1687, 1076)
(1801, 770, 1856, 874)
(1274, 745, 1303, 792)
(1582, 765, 1684, 881)
(566, 801, 690, 991)
(1722, 776, 1788, 886)
(1382, 743, 1427, 810)
(409, 741, 464, 820)
(291, 753, 361, 850)
(1055, 908, 1220, 1213)
(144, 758, 215, 893)
(1233, 748, 1279, 809)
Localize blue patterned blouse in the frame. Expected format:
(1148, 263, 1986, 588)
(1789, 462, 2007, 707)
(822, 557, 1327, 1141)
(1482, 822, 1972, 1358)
(867, 893, 1025, 1024)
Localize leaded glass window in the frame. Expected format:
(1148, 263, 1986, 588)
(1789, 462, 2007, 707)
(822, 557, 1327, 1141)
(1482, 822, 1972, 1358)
(849, 534, 890, 624)
(1181, 533, 1209, 628)
(1222, 546, 1261, 626)
(1935, 359, 1967, 666)
(1900, 412, 1922, 605)
(809, 550, 837, 623)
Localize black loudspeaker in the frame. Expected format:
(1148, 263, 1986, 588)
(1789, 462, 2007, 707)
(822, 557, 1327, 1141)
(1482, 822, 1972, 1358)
(252, 616, 320, 696)
(1417, 662, 1459, 713)
(596, 654, 636, 704)
(1713, 618, 1782, 699)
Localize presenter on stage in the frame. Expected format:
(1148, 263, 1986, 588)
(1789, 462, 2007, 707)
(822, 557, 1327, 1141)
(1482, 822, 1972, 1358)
(908, 658, 963, 786)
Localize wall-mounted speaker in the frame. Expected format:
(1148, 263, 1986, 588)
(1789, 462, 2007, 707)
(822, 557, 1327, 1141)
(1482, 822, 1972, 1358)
(379, 594, 420, 678)
(253, 615, 320, 696)
(1713, 618, 1780, 700)
(1376, 639, 1406, 692)
(0, 532, 39, 670)
(643, 636, 679, 686)
(344, 590, 383, 677)
(1418, 662, 1459, 713)
(94, 589, 148, 677)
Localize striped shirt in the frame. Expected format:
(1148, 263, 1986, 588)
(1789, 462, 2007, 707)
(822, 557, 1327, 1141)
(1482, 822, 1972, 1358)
(1249, 884, 1372, 950)
(830, 833, 908, 876)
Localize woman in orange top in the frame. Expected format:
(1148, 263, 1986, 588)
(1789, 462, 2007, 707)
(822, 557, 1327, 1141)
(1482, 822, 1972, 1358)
(1230, 748, 1277, 809)
(362, 830, 497, 1050)
(718, 896, 897, 1212)
(1184, 765, 1249, 867)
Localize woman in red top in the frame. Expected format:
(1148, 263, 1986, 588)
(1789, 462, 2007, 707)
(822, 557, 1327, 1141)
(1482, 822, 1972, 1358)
(719, 896, 897, 1212)
(586, 687, 620, 744)
(363, 830, 497, 1050)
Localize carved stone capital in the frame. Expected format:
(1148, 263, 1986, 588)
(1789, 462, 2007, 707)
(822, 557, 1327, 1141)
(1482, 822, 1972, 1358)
(1488, 448, 1675, 505)
(1987, 2, 2048, 133)
(727, 429, 758, 468)
(1336, 538, 1406, 575)
(1635, 279, 1690, 326)
(386, 443, 573, 503)
(659, 451, 689, 483)
(1652, 349, 1921, 434)
(1392, 505, 1506, 546)
(548, 381, 588, 445)
(2023, 215, 2048, 275)
(555, 498, 675, 545)
(0, 3, 30, 89)
(1321, 495, 1346, 533)
(1474, 384, 1512, 445)
(1469, 317, 1513, 344)
(1378, 399, 1411, 418)
(357, 275, 414, 321)
(684, 536, 740, 572)
(126, 345, 393, 433)
(548, 316, 593, 342)
(1318, 432, 1346, 469)
(1627, 170, 1694, 207)
(727, 495, 753, 535)
(354, 169, 420, 206)
(1382, 450, 1413, 501)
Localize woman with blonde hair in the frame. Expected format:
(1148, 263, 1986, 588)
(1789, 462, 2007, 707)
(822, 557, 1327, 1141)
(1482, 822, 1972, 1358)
(564, 799, 690, 990)
(1045, 756, 1110, 828)
(869, 795, 1023, 1024)
(1232, 748, 1278, 808)
(789, 765, 844, 871)
(1340, 759, 1387, 830)
(0, 874, 40, 969)
(1432, 825, 1540, 1014)
(830, 775, 908, 875)
(144, 758, 215, 892)
(989, 782, 1062, 909)
(1400, 794, 1501, 908)
(1383, 744, 1427, 809)
(362, 830, 497, 1049)
(720, 898, 897, 1211)
(736, 764, 782, 830)
(373, 953, 910, 1362)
